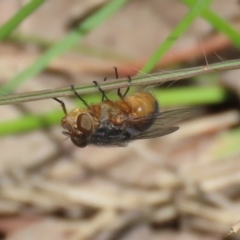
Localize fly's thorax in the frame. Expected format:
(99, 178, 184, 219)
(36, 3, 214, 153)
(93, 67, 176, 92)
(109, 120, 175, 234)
(96, 101, 122, 123)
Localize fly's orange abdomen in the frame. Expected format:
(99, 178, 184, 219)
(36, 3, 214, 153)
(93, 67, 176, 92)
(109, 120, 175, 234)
(123, 92, 159, 130)
(126, 92, 158, 118)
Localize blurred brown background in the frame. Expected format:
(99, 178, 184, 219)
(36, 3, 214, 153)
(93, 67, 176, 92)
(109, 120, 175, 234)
(0, 0, 240, 240)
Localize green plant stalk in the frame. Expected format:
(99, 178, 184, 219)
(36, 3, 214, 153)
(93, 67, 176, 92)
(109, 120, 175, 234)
(0, 110, 62, 136)
(0, 59, 239, 106)
(182, 0, 240, 48)
(0, 0, 45, 41)
(141, 0, 213, 73)
(0, 0, 128, 94)
(9, 32, 133, 62)
(157, 86, 226, 106)
(0, 86, 227, 136)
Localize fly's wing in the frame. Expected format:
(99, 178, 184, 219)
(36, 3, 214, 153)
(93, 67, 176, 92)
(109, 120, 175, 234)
(130, 127, 179, 140)
(128, 108, 196, 140)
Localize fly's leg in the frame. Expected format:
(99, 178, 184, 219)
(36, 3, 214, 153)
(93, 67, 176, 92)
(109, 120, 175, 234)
(53, 97, 67, 115)
(122, 76, 132, 97)
(93, 80, 112, 102)
(113, 67, 132, 100)
(71, 85, 90, 109)
(92, 67, 132, 113)
(107, 67, 133, 114)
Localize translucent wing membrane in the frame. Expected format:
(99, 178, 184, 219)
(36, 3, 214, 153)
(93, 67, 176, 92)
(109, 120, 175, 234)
(130, 108, 196, 127)
(128, 108, 196, 140)
(130, 127, 179, 140)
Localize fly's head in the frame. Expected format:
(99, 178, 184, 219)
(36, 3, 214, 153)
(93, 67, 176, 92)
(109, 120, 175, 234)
(61, 112, 94, 148)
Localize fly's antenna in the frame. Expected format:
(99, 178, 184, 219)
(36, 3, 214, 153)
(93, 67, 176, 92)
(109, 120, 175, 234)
(93, 80, 110, 101)
(53, 97, 67, 115)
(71, 85, 90, 108)
(113, 67, 132, 99)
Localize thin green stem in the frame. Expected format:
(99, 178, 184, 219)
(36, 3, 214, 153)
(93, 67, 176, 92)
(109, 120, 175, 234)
(0, 59, 239, 106)
(141, 0, 214, 73)
(182, 0, 240, 48)
(8, 32, 133, 61)
(0, 0, 45, 41)
(0, 0, 128, 94)
(157, 86, 226, 106)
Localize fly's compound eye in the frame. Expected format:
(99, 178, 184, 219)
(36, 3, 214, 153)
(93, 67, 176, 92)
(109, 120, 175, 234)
(77, 113, 93, 135)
